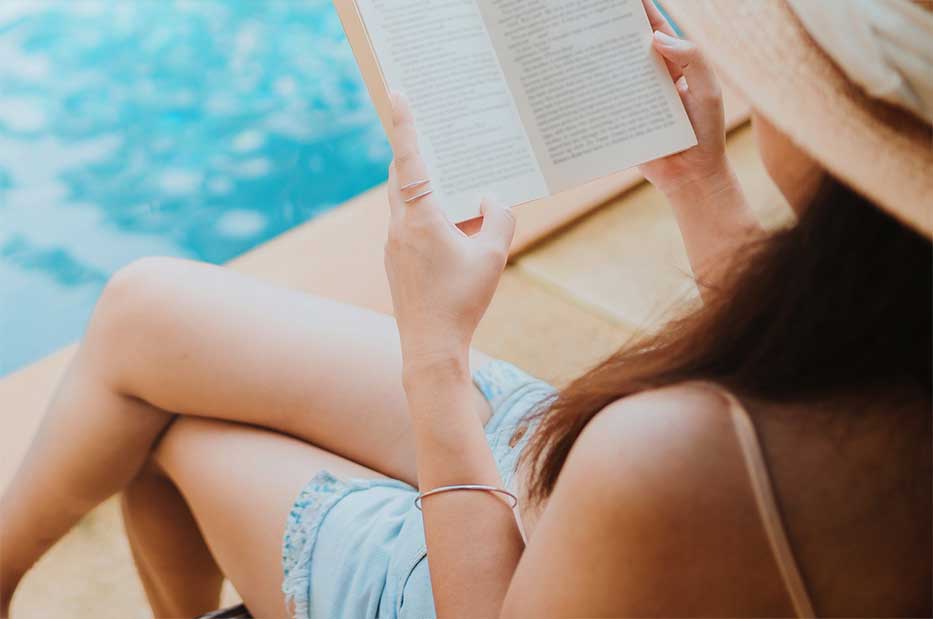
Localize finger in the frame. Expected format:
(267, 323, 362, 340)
(477, 198, 515, 256)
(642, 0, 678, 38)
(651, 31, 720, 102)
(389, 92, 436, 198)
(387, 161, 404, 220)
(641, 0, 682, 80)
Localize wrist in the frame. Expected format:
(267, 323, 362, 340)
(402, 348, 471, 393)
(666, 161, 758, 233)
(661, 157, 736, 202)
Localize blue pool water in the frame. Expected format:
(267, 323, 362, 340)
(0, 1, 391, 376)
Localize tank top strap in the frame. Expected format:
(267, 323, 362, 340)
(698, 382, 817, 618)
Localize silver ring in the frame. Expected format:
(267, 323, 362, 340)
(404, 189, 434, 204)
(401, 179, 431, 191)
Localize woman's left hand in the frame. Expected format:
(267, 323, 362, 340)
(384, 93, 515, 374)
(637, 0, 729, 198)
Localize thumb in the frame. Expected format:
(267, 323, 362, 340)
(478, 197, 516, 255)
(651, 31, 719, 101)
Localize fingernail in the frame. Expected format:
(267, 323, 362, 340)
(653, 30, 678, 46)
(676, 75, 688, 93)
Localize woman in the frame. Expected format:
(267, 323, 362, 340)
(2, 0, 930, 617)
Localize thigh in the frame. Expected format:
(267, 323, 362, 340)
(100, 257, 492, 485)
(153, 416, 380, 619)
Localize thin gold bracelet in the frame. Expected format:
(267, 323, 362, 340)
(414, 484, 518, 511)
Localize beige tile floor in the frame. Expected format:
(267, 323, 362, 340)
(516, 126, 792, 331)
(2, 122, 790, 619)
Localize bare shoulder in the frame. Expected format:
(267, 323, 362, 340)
(562, 382, 757, 536)
(565, 382, 739, 483)
(530, 383, 792, 615)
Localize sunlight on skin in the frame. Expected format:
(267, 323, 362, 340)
(752, 112, 825, 215)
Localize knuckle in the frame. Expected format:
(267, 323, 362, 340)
(393, 105, 413, 125)
(408, 212, 435, 231)
(485, 245, 508, 265)
(391, 105, 412, 130)
(386, 221, 419, 249)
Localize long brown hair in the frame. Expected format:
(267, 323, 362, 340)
(523, 177, 932, 502)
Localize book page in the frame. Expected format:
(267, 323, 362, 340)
(478, 0, 697, 193)
(356, 0, 548, 222)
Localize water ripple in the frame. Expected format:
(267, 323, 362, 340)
(0, 0, 391, 375)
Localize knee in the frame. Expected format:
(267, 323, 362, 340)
(84, 257, 192, 376)
(96, 257, 186, 324)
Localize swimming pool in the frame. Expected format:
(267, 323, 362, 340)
(0, 1, 391, 376)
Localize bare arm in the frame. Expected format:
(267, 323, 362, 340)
(403, 361, 524, 617)
(384, 93, 523, 617)
(667, 164, 760, 288)
(381, 5, 763, 614)
(637, 0, 761, 293)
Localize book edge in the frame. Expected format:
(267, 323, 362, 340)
(333, 0, 394, 136)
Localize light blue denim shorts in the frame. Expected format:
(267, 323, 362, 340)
(280, 360, 556, 619)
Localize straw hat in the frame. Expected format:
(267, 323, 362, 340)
(663, 0, 932, 238)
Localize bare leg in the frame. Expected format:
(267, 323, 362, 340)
(150, 416, 384, 619)
(0, 257, 491, 613)
(122, 460, 225, 618)
(0, 360, 174, 610)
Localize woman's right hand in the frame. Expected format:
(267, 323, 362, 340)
(637, 0, 731, 197)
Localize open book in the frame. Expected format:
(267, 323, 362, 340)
(338, 0, 697, 223)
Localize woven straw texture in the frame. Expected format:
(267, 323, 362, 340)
(664, 0, 932, 238)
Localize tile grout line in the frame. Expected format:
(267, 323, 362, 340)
(508, 261, 643, 334)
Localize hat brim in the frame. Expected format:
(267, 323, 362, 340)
(662, 0, 932, 238)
